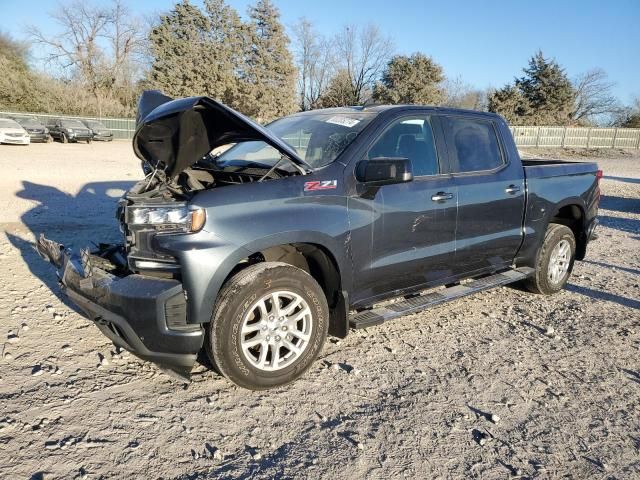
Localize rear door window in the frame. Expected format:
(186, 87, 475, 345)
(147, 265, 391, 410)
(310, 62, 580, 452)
(367, 115, 440, 176)
(442, 116, 504, 173)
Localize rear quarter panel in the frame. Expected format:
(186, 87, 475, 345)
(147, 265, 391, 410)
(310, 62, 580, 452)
(516, 164, 599, 266)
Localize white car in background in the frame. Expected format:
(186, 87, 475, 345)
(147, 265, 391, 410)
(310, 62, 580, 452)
(0, 118, 30, 145)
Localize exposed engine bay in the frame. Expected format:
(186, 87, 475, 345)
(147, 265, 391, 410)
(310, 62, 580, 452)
(134, 156, 296, 201)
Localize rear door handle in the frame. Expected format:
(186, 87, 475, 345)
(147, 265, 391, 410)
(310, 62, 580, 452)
(505, 185, 521, 195)
(431, 192, 454, 202)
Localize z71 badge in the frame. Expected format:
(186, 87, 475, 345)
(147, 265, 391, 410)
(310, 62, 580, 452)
(304, 180, 338, 192)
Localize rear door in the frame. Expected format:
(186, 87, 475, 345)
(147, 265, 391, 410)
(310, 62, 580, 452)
(440, 115, 525, 274)
(348, 113, 458, 305)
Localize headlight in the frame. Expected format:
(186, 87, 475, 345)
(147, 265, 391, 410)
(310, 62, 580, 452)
(44, 128, 49, 134)
(67, 129, 73, 133)
(128, 206, 206, 232)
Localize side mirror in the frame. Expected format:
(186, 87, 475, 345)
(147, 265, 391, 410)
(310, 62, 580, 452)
(356, 157, 413, 187)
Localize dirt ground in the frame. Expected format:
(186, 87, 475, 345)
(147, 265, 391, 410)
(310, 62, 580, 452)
(1, 142, 638, 479)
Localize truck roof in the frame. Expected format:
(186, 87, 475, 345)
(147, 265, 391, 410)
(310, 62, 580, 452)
(291, 105, 503, 119)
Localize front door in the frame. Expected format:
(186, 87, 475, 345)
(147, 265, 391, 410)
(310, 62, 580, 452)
(349, 114, 458, 306)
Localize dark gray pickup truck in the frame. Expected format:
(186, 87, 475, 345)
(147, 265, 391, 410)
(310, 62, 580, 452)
(37, 91, 600, 390)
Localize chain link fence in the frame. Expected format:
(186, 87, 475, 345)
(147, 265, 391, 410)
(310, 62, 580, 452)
(2, 109, 640, 148)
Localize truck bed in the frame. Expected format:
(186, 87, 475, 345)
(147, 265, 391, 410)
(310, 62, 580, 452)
(522, 158, 599, 179)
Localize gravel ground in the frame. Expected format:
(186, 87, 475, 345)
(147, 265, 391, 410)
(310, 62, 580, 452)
(1, 142, 638, 479)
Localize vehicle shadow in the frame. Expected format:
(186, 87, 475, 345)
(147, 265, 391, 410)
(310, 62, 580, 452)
(582, 260, 640, 276)
(565, 283, 640, 310)
(598, 215, 640, 234)
(6, 180, 134, 305)
(599, 194, 640, 215)
(605, 175, 640, 185)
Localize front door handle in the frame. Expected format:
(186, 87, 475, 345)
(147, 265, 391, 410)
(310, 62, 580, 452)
(505, 185, 521, 195)
(431, 192, 454, 202)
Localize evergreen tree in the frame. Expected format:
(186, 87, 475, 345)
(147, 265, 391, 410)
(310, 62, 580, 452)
(517, 51, 575, 124)
(487, 85, 531, 124)
(148, 0, 246, 107)
(148, 1, 211, 98)
(372, 53, 445, 105)
(202, 0, 246, 105)
(239, 0, 297, 121)
(317, 69, 358, 107)
(489, 51, 575, 125)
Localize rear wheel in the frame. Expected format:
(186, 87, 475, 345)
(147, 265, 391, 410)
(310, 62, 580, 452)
(206, 262, 328, 390)
(524, 223, 576, 295)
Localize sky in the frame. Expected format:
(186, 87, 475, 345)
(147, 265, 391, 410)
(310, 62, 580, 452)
(1, 0, 638, 103)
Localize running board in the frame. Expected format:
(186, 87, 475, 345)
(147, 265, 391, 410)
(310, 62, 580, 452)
(349, 267, 535, 329)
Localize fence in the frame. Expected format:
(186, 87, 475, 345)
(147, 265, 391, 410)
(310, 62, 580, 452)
(0, 111, 136, 140)
(3, 109, 640, 148)
(510, 126, 640, 149)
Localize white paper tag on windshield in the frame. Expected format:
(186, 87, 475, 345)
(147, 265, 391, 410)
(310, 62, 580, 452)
(325, 116, 361, 128)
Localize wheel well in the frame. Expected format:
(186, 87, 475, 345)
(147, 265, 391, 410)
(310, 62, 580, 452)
(549, 204, 587, 259)
(224, 243, 348, 337)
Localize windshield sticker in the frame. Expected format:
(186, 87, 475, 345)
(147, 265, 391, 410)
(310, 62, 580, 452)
(304, 180, 337, 192)
(325, 116, 361, 128)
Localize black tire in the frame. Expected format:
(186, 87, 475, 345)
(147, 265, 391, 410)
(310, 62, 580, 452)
(61, 132, 68, 144)
(206, 262, 329, 390)
(86, 138, 92, 144)
(524, 223, 576, 295)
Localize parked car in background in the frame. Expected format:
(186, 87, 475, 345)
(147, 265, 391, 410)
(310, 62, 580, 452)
(82, 119, 114, 141)
(12, 115, 51, 143)
(0, 118, 30, 145)
(46, 118, 93, 143)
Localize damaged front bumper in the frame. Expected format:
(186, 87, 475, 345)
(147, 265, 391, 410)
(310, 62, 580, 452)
(36, 235, 204, 381)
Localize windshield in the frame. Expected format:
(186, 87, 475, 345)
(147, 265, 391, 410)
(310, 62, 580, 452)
(15, 117, 41, 127)
(0, 119, 21, 128)
(214, 111, 376, 170)
(86, 120, 106, 129)
(62, 119, 86, 128)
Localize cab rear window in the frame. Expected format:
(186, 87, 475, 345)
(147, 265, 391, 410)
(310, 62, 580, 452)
(442, 117, 504, 173)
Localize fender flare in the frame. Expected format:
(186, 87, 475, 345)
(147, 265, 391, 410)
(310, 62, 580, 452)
(196, 231, 352, 330)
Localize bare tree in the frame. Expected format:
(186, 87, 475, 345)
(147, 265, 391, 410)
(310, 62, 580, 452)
(109, 0, 147, 107)
(27, 0, 146, 115)
(335, 24, 394, 105)
(571, 68, 620, 124)
(611, 96, 640, 127)
(442, 76, 487, 110)
(292, 18, 334, 110)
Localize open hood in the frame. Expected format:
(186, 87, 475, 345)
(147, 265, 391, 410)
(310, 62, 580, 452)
(133, 91, 312, 179)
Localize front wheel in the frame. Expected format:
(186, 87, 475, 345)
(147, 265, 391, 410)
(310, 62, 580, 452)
(206, 262, 329, 390)
(524, 223, 576, 295)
